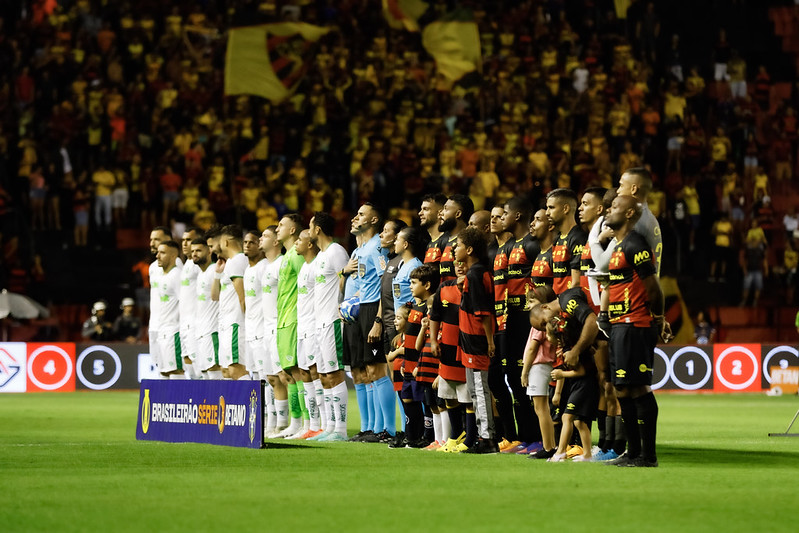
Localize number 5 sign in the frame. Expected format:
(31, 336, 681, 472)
(713, 344, 761, 392)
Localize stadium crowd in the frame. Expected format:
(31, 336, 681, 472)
(0, 0, 798, 310)
(145, 171, 667, 464)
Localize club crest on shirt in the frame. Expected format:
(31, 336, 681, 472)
(378, 256, 387, 270)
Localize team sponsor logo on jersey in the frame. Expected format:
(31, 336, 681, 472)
(633, 250, 651, 265)
(565, 299, 578, 316)
(616, 368, 626, 378)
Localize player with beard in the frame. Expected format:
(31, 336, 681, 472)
(191, 236, 222, 379)
(148, 226, 171, 376)
(178, 227, 201, 379)
(603, 195, 668, 467)
(438, 194, 474, 284)
(211, 225, 249, 380)
(496, 196, 542, 454)
(546, 188, 587, 296)
(420, 193, 448, 268)
(259, 226, 289, 437)
(243, 230, 266, 378)
(155, 240, 184, 378)
(307, 212, 351, 441)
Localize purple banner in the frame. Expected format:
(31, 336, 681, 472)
(136, 379, 263, 448)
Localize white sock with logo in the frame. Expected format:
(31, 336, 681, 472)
(324, 388, 335, 433)
(264, 383, 276, 432)
(332, 381, 348, 435)
(275, 399, 289, 429)
(313, 379, 325, 431)
(304, 380, 320, 431)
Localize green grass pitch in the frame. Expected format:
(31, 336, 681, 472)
(2, 391, 798, 532)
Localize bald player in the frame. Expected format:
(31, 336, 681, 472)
(468, 210, 491, 234)
(602, 195, 667, 467)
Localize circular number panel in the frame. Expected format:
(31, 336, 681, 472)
(26, 343, 75, 392)
(713, 344, 761, 392)
(77, 345, 123, 390)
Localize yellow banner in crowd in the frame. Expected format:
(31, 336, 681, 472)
(225, 23, 330, 102)
(421, 9, 481, 86)
(383, 0, 429, 32)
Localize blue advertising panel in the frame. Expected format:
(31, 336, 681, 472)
(136, 379, 263, 448)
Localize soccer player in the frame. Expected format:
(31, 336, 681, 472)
(350, 203, 395, 442)
(155, 240, 184, 378)
(259, 225, 288, 437)
(489, 204, 513, 443)
(191, 236, 222, 379)
(456, 227, 499, 454)
(147, 226, 172, 376)
(468, 210, 491, 234)
(307, 212, 350, 441)
(603, 195, 667, 467)
(438, 194, 474, 283)
(430, 260, 471, 453)
(546, 188, 587, 296)
(529, 287, 599, 462)
(420, 193, 448, 268)
(243, 230, 265, 378)
(274, 213, 307, 438)
(179, 227, 201, 379)
(531, 209, 555, 288)
(498, 196, 542, 454)
(294, 229, 324, 439)
(211, 224, 249, 380)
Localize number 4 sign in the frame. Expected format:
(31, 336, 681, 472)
(26, 343, 76, 392)
(713, 344, 761, 392)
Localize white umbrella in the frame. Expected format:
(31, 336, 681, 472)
(0, 289, 50, 320)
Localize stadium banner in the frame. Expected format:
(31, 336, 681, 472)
(136, 379, 263, 448)
(75, 343, 143, 391)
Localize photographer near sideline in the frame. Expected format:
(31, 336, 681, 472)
(81, 301, 113, 341)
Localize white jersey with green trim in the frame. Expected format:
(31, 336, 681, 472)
(261, 255, 283, 332)
(178, 259, 201, 331)
(244, 259, 266, 340)
(219, 252, 248, 327)
(297, 256, 318, 337)
(195, 266, 218, 336)
(314, 243, 349, 326)
(158, 265, 182, 336)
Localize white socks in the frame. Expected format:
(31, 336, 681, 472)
(275, 399, 289, 429)
(440, 410, 451, 444)
(332, 381, 348, 435)
(433, 412, 443, 443)
(206, 370, 223, 379)
(313, 379, 325, 432)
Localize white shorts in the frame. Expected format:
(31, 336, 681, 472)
(218, 323, 244, 368)
(195, 332, 219, 371)
(437, 376, 470, 403)
(261, 331, 280, 376)
(156, 331, 182, 373)
(315, 320, 344, 374)
(112, 188, 129, 208)
(297, 332, 318, 371)
(526, 363, 553, 397)
(180, 327, 197, 361)
(246, 338, 264, 373)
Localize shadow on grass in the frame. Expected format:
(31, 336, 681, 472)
(261, 441, 322, 450)
(658, 444, 799, 466)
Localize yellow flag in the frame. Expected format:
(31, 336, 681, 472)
(225, 23, 330, 102)
(383, 0, 429, 32)
(421, 9, 481, 87)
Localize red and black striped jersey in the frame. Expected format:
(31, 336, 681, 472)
(430, 280, 466, 382)
(438, 234, 459, 284)
(459, 263, 494, 371)
(416, 317, 438, 384)
(505, 234, 540, 312)
(423, 233, 448, 269)
(551, 225, 587, 295)
(391, 335, 404, 391)
(492, 239, 511, 332)
(607, 230, 657, 327)
(403, 301, 426, 373)
(532, 246, 554, 288)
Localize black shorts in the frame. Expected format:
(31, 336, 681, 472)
(417, 381, 439, 408)
(342, 319, 361, 367)
(400, 379, 424, 401)
(355, 301, 386, 368)
(563, 375, 599, 422)
(382, 324, 397, 358)
(549, 380, 571, 423)
(609, 324, 657, 387)
(504, 310, 531, 364)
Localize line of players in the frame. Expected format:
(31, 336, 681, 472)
(145, 166, 670, 463)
